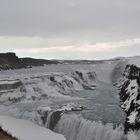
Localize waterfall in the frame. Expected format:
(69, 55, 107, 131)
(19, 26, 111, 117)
(37, 110, 138, 140)
(45, 111, 63, 130)
(54, 114, 127, 140)
(46, 111, 53, 128)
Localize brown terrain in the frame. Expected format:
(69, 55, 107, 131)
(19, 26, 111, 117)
(0, 130, 17, 140)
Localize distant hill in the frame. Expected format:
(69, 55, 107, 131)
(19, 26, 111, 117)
(0, 53, 59, 70)
(21, 57, 59, 67)
(0, 52, 27, 70)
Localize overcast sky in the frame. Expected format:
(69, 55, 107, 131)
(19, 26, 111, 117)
(0, 0, 140, 59)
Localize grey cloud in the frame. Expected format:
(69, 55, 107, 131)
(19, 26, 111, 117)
(0, 0, 140, 42)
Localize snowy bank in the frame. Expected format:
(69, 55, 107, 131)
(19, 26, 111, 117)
(0, 115, 66, 140)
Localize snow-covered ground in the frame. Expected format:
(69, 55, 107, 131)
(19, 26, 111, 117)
(0, 115, 66, 140)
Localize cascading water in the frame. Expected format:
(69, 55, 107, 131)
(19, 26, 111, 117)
(46, 111, 63, 130)
(41, 107, 139, 140)
(53, 114, 127, 140)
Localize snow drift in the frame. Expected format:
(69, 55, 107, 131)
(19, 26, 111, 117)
(0, 115, 66, 140)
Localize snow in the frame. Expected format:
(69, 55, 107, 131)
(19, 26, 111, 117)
(37, 106, 52, 112)
(128, 111, 138, 124)
(0, 115, 66, 140)
(58, 103, 84, 112)
(0, 80, 19, 85)
(121, 79, 139, 111)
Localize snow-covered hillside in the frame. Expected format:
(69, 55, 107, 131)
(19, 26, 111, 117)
(117, 64, 140, 131)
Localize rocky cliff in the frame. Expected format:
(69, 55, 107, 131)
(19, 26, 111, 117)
(0, 53, 27, 70)
(118, 64, 140, 131)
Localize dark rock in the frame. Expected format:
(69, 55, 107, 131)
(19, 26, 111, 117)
(75, 71, 84, 81)
(0, 52, 27, 70)
(48, 111, 63, 130)
(0, 81, 22, 90)
(0, 52, 60, 70)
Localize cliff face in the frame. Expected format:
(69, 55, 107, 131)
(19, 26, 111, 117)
(118, 64, 140, 131)
(0, 53, 27, 70)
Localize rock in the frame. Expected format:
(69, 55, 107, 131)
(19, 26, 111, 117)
(118, 64, 140, 131)
(0, 52, 26, 70)
(0, 52, 60, 70)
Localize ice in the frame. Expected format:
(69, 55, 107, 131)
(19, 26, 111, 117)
(0, 80, 19, 85)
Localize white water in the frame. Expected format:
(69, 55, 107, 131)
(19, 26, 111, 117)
(54, 114, 126, 140)
(46, 111, 53, 128)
